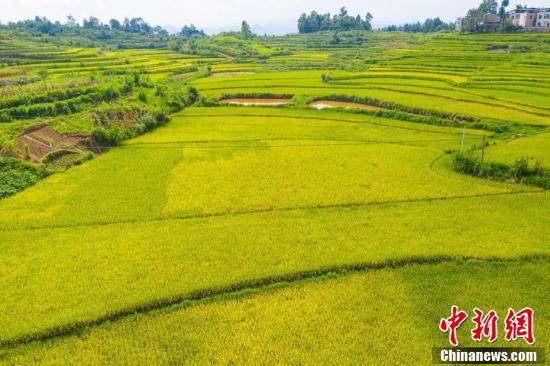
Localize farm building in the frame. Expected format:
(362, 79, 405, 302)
(455, 13, 501, 33)
(507, 8, 550, 30)
(455, 17, 466, 32)
(456, 7, 550, 32)
(481, 13, 502, 32)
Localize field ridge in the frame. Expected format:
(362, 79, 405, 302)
(1, 189, 541, 232)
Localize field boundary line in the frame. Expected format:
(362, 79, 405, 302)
(0, 254, 548, 351)
(0, 190, 544, 233)
(173, 113, 483, 136)
(123, 137, 470, 146)
(117, 138, 473, 150)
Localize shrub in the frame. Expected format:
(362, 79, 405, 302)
(0, 156, 48, 199)
(74, 151, 94, 166)
(451, 152, 483, 176)
(91, 110, 170, 148)
(102, 87, 119, 101)
(91, 127, 109, 145)
(106, 126, 128, 146)
(155, 112, 170, 124)
(511, 157, 529, 180)
(139, 116, 156, 131)
(138, 90, 148, 103)
(451, 152, 549, 189)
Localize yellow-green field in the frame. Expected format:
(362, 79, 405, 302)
(0, 30, 549, 364)
(2, 261, 548, 365)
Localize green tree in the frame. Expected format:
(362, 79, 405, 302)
(365, 12, 373, 30)
(499, 0, 511, 32)
(66, 15, 77, 27)
(298, 13, 309, 33)
(188, 38, 198, 54)
(180, 24, 205, 38)
(153, 26, 168, 35)
(462, 0, 502, 33)
(83, 16, 101, 29)
(480, 0, 499, 14)
(109, 19, 121, 30)
(499, 0, 510, 17)
(241, 20, 252, 39)
(297, 9, 373, 33)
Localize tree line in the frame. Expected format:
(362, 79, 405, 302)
(0, 16, 208, 38)
(382, 18, 454, 33)
(2, 16, 168, 35)
(298, 7, 373, 33)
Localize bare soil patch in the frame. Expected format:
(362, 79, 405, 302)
(487, 48, 510, 54)
(15, 124, 96, 163)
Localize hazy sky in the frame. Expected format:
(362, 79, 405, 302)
(1, 0, 549, 34)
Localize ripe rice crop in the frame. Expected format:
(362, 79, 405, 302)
(1, 260, 547, 364)
(0, 30, 548, 364)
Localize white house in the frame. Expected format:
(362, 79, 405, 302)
(506, 8, 550, 30)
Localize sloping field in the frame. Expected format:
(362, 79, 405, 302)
(0, 107, 520, 230)
(1, 261, 548, 364)
(0, 106, 548, 347)
(1, 31, 549, 364)
(485, 132, 550, 168)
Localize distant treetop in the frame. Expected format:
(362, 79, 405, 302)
(297, 7, 373, 33)
(1, 15, 169, 36)
(382, 18, 454, 33)
(180, 24, 206, 38)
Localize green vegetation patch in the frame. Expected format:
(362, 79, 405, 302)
(451, 152, 550, 189)
(0, 156, 47, 199)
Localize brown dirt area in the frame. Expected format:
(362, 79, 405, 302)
(14, 123, 96, 163)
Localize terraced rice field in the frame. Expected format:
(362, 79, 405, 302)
(0, 31, 549, 364)
(192, 71, 550, 126)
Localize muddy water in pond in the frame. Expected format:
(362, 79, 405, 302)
(220, 98, 290, 106)
(486, 48, 509, 54)
(310, 101, 382, 111)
